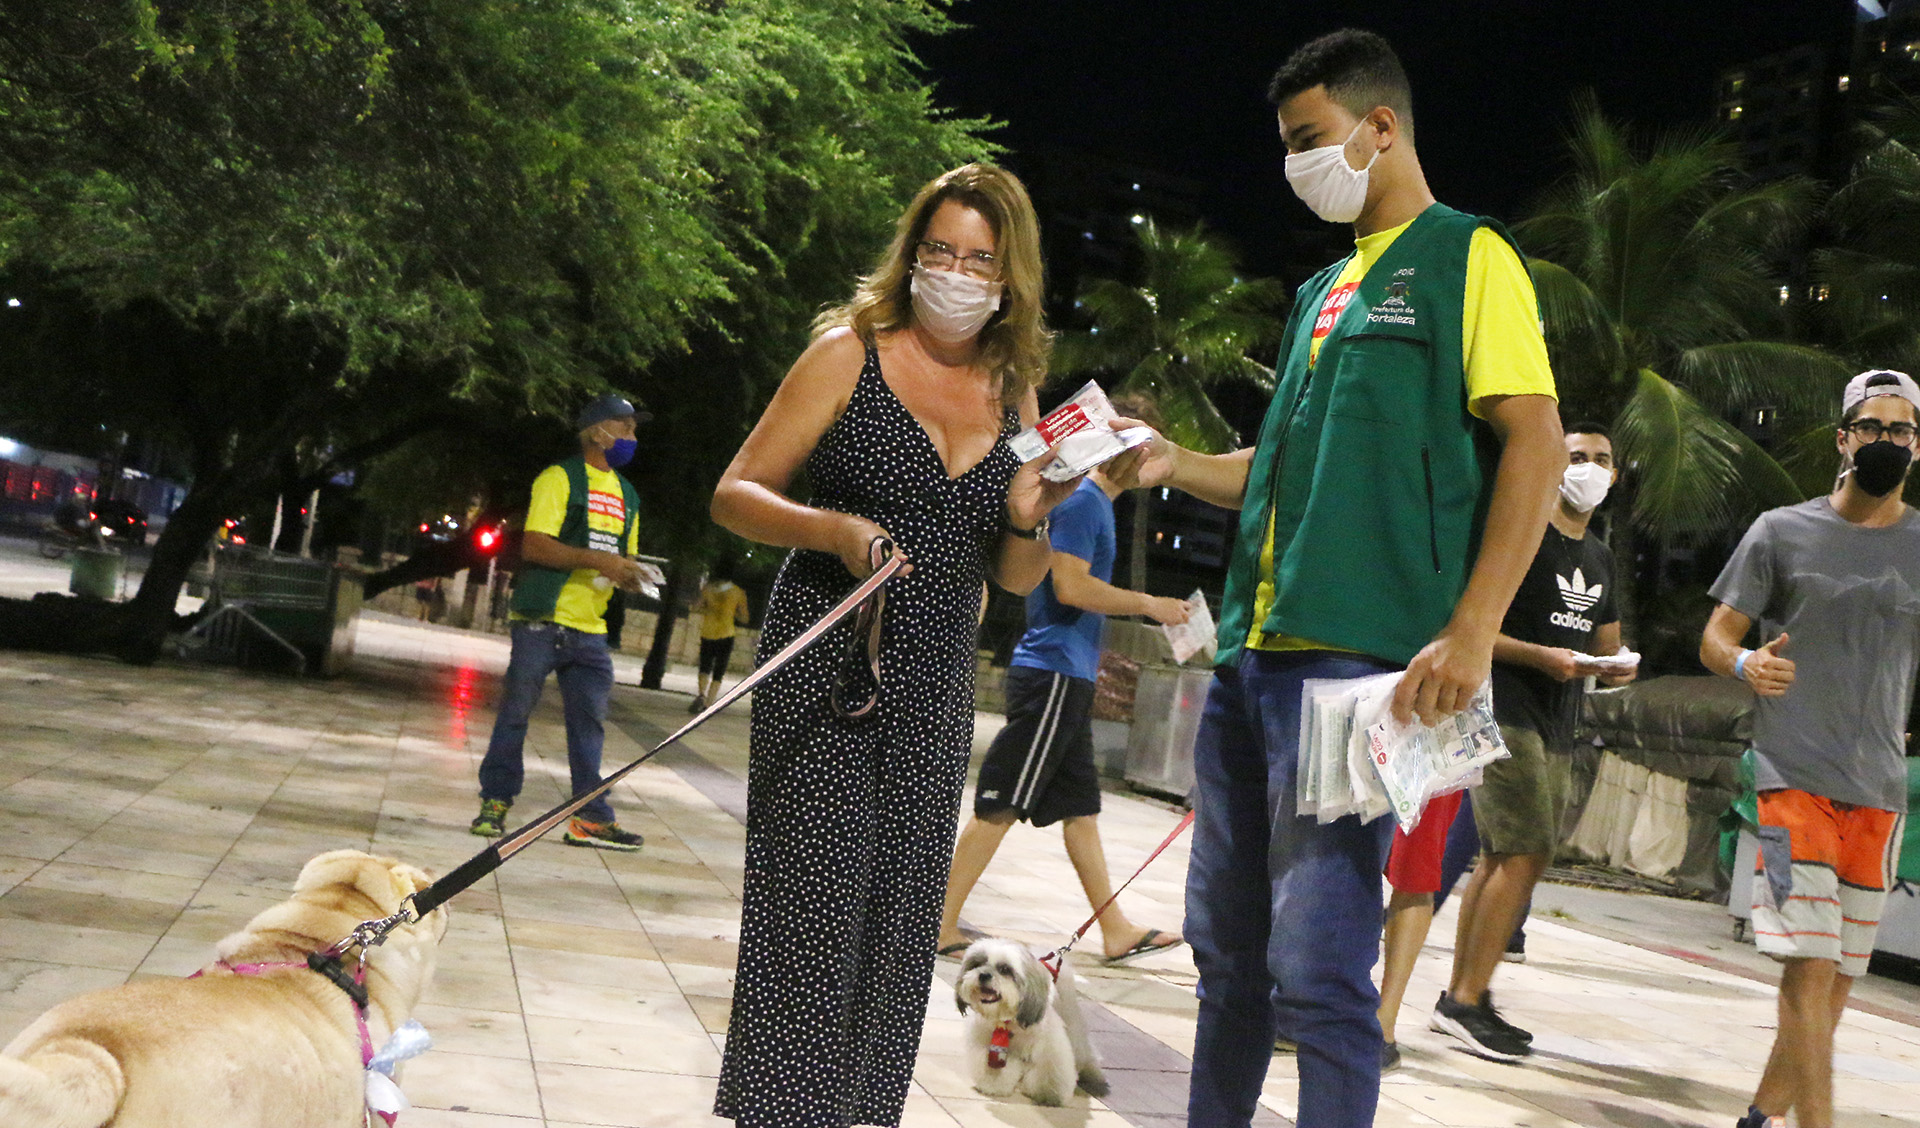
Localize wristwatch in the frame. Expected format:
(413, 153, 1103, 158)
(1006, 515, 1049, 540)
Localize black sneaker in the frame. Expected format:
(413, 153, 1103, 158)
(469, 798, 510, 837)
(1428, 992, 1530, 1062)
(1481, 989, 1533, 1045)
(1503, 934, 1527, 963)
(1381, 1041, 1402, 1073)
(1735, 1107, 1785, 1128)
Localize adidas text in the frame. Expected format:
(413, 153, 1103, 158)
(1550, 610, 1593, 632)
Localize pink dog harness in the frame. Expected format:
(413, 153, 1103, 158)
(190, 954, 397, 1126)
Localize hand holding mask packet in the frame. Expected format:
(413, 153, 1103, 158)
(1298, 674, 1509, 830)
(1008, 381, 1157, 483)
(1161, 589, 1216, 664)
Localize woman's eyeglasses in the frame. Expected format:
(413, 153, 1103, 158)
(915, 240, 1001, 281)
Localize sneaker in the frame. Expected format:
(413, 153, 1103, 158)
(688, 695, 704, 714)
(1381, 1041, 1402, 1073)
(563, 817, 644, 852)
(1428, 992, 1530, 1063)
(1735, 1107, 1786, 1128)
(1503, 935, 1527, 963)
(1480, 989, 1533, 1044)
(469, 798, 511, 838)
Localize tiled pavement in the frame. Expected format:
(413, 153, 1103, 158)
(1, 612, 1918, 1127)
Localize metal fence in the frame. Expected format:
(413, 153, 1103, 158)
(178, 546, 347, 674)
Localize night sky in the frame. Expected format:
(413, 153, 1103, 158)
(915, 0, 1854, 277)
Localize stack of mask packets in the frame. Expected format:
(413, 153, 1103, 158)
(1160, 590, 1216, 664)
(1009, 381, 1156, 482)
(1297, 674, 1508, 831)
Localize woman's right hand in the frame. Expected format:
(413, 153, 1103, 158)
(835, 514, 909, 579)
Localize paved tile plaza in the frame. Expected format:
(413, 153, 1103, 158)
(1, 611, 1918, 1127)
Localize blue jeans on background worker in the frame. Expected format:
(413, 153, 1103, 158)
(1186, 649, 1398, 1128)
(478, 620, 617, 824)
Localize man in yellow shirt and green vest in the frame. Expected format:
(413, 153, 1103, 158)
(470, 393, 654, 851)
(1110, 29, 1564, 1128)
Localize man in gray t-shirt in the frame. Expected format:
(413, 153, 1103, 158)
(1702, 369, 1920, 1128)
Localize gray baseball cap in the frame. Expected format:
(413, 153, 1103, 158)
(576, 392, 652, 429)
(1843, 369, 1920, 415)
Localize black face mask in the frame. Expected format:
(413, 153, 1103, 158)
(1851, 439, 1913, 497)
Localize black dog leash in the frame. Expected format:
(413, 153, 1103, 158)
(325, 541, 906, 955)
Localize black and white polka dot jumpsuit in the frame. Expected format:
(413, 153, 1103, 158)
(715, 342, 1019, 1128)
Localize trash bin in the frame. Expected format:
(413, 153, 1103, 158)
(1124, 662, 1213, 800)
(68, 546, 124, 600)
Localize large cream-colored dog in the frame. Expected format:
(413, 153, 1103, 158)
(0, 849, 449, 1128)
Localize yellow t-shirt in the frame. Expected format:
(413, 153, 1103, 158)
(1248, 222, 1557, 652)
(519, 462, 640, 634)
(695, 581, 749, 640)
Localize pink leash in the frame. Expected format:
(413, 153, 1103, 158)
(1039, 809, 1195, 980)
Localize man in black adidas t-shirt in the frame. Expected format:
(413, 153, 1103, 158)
(1431, 422, 1635, 1061)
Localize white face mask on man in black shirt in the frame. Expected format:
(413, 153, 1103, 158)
(1559, 462, 1611, 513)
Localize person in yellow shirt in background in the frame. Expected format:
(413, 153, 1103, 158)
(470, 393, 653, 851)
(689, 560, 751, 712)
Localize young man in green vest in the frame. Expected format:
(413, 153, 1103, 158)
(471, 393, 654, 850)
(1109, 29, 1564, 1128)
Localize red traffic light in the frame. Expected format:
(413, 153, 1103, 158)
(474, 526, 501, 553)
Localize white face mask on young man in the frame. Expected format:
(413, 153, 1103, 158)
(910, 264, 1003, 343)
(1284, 119, 1380, 224)
(1559, 461, 1612, 513)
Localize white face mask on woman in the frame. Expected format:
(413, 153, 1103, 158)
(910, 263, 1002, 343)
(1284, 118, 1379, 224)
(1559, 461, 1612, 513)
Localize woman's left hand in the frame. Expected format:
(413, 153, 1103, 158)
(1005, 446, 1082, 533)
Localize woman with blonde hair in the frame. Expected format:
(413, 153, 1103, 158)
(711, 162, 1080, 1127)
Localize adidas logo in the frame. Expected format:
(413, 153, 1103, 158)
(1556, 568, 1602, 613)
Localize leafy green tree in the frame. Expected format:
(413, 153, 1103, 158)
(0, 0, 986, 660)
(1051, 218, 1288, 590)
(1812, 92, 1920, 378)
(1517, 98, 1851, 538)
(1515, 98, 1856, 665)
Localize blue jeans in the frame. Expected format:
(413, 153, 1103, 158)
(478, 620, 617, 824)
(1186, 650, 1397, 1128)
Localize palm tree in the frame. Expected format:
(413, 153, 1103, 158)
(1052, 218, 1289, 591)
(1519, 96, 1852, 540)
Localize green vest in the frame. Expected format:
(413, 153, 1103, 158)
(509, 456, 639, 622)
(1217, 204, 1524, 666)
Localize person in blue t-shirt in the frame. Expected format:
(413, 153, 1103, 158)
(935, 401, 1193, 963)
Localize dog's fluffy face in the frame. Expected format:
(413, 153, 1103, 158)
(954, 938, 1053, 1029)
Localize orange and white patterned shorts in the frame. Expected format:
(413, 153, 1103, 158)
(1751, 788, 1904, 978)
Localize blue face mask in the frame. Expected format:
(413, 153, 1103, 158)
(604, 436, 638, 469)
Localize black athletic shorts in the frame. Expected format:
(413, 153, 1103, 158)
(698, 636, 735, 678)
(974, 665, 1101, 828)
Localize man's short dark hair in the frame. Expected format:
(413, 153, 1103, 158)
(1267, 29, 1414, 134)
(1566, 420, 1611, 439)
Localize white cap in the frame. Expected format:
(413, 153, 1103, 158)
(1842, 369, 1920, 415)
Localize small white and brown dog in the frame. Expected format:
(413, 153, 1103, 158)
(953, 938, 1107, 1106)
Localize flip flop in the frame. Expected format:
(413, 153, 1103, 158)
(1104, 929, 1183, 966)
(936, 941, 973, 962)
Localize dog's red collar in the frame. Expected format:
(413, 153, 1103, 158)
(987, 1023, 1011, 1070)
(191, 957, 397, 1126)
